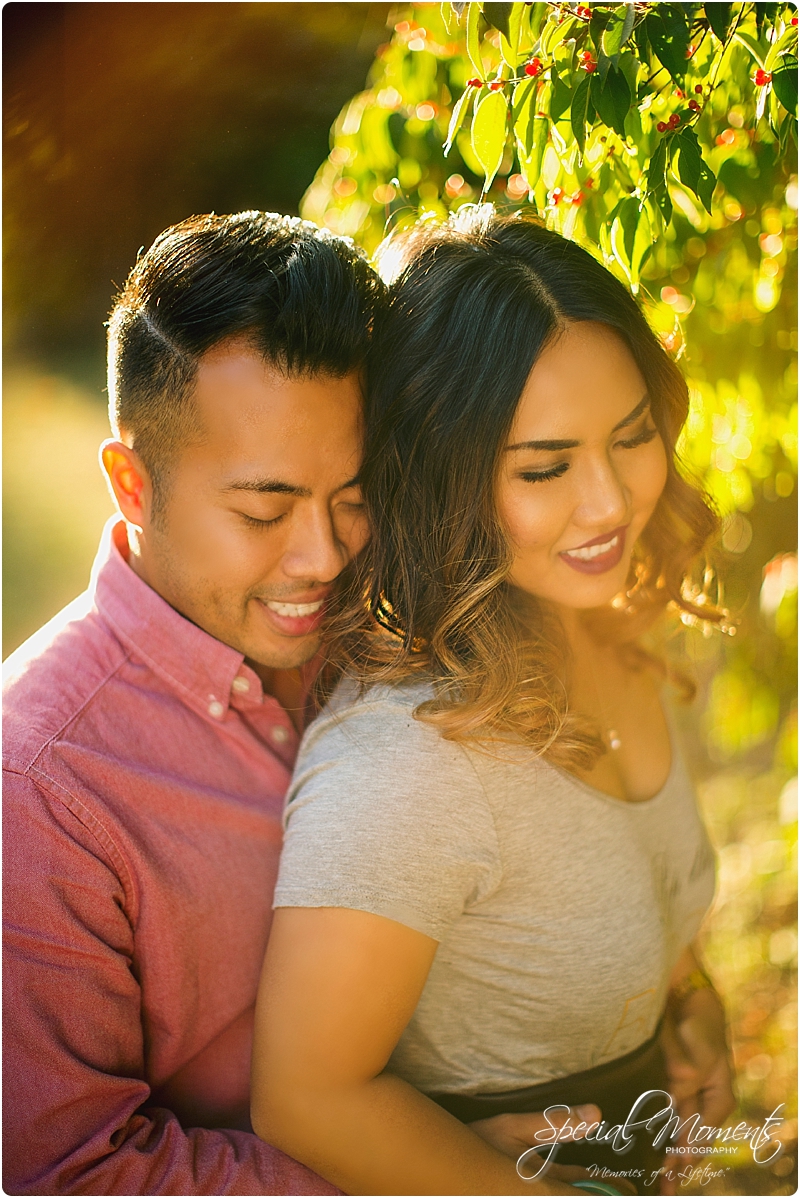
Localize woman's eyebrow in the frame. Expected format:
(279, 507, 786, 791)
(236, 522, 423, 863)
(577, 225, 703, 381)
(505, 394, 650, 452)
(611, 393, 651, 432)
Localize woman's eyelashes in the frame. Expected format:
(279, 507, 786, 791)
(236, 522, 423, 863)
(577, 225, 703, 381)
(617, 423, 659, 450)
(517, 423, 660, 483)
(519, 463, 570, 483)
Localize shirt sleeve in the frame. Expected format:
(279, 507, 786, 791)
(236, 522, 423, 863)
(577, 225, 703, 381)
(274, 691, 501, 941)
(2, 770, 340, 1197)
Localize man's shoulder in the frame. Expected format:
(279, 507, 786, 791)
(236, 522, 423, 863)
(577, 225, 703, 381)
(3, 591, 129, 774)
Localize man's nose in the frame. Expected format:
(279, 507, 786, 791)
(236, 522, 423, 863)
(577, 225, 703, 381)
(281, 506, 349, 584)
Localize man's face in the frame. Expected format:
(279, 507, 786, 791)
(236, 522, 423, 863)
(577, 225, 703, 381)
(137, 339, 368, 671)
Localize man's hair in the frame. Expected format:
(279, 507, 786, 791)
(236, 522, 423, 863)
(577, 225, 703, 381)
(107, 211, 383, 507)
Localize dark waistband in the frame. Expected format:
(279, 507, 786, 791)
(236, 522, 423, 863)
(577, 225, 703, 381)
(428, 1018, 667, 1124)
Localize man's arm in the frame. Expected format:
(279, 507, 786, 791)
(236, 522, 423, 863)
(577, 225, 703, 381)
(2, 771, 338, 1196)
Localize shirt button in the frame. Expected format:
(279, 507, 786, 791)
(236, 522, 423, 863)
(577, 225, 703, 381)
(271, 725, 290, 744)
(232, 676, 250, 694)
(208, 700, 225, 719)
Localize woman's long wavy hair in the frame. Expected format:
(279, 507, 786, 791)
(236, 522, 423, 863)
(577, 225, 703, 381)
(321, 207, 725, 768)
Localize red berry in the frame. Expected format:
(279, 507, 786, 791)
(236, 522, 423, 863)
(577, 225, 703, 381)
(572, 191, 584, 206)
(793, 16, 798, 25)
(669, 112, 681, 126)
(524, 58, 542, 77)
(490, 80, 504, 91)
(657, 121, 668, 132)
(552, 187, 564, 204)
(694, 85, 703, 94)
(467, 78, 482, 87)
(688, 99, 701, 112)
(675, 89, 685, 98)
(755, 69, 772, 86)
(582, 50, 593, 60)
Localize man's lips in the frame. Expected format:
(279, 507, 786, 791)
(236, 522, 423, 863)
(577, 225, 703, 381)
(558, 525, 629, 575)
(254, 592, 329, 636)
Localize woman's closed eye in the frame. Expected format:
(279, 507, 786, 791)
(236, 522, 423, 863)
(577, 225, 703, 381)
(518, 424, 660, 483)
(616, 423, 659, 450)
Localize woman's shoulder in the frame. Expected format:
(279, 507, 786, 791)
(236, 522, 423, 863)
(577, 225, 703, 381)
(298, 675, 482, 783)
(308, 675, 433, 736)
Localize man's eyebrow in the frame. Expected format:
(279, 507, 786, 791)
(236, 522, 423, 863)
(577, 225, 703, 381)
(220, 475, 362, 497)
(221, 479, 312, 497)
(505, 394, 650, 452)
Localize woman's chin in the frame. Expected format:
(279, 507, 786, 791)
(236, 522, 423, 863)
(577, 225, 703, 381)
(511, 556, 632, 610)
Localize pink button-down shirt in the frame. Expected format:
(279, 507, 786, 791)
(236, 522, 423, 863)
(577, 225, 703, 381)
(3, 519, 339, 1195)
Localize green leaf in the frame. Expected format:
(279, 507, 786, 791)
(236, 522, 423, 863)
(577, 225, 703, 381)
(609, 194, 652, 290)
(733, 30, 768, 69)
(674, 127, 717, 213)
(466, 2, 484, 79)
(512, 78, 536, 155)
(498, 2, 524, 67)
(773, 56, 798, 115)
(471, 89, 509, 186)
(618, 50, 642, 97)
(765, 23, 798, 72)
(571, 74, 593, 156)
(755, 4, 780, 36)
(484, 2, 513, 41)
(589, 7, 612, 53)
(525, 2, 548, 46)
(519, 116, 549, 193)
(445, 85, 475, 155)
(629, 203, 653, 291)
(361, 108, 398, 172)
(704, 3, 732, 43)
(602, 5, 636, 62)
(646, 135, 673, 224)
(647, 5, 690, 84)
(592, 63, 631, 137)
(541, 13, 579, 57)
(550, 64, 573, 122)
(610, 195, 639, 273)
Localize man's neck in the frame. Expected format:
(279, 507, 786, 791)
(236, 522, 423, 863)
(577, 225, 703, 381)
(249, 662, 307, 729)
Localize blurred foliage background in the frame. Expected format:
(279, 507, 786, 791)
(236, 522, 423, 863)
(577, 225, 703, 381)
(3, 3, 796, 1193)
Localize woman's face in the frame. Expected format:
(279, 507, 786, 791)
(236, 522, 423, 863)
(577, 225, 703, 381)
(496, 320, 669, 610)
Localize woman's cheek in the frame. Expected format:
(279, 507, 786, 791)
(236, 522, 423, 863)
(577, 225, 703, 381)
(501, 484, 562, 554)
(629, 439, 669, 511)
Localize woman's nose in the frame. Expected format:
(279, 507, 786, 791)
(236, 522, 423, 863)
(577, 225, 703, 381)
(574, 454, 629, 528)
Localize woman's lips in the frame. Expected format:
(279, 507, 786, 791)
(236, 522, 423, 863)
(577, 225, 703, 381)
(558, 525, 628, 575)
(255, 594, 328, 637)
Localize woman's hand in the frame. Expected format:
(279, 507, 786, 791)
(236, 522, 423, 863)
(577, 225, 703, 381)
(471, 1108, 637, 1196)
(469, 1105, 601, 1159)
(659, 952, 735, 1195)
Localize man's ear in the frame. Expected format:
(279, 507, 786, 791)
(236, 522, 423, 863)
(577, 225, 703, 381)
(100, 440, 153, 530)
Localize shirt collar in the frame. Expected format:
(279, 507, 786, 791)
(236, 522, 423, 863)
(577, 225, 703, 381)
(91, 518, 264, 722)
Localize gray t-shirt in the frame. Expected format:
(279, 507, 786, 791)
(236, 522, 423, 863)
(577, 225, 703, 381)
(275, 680, 716, 1095)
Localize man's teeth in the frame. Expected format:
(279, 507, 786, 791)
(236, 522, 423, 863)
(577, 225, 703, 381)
(266, 599, 325, 617)
(564, 535, 619, 561)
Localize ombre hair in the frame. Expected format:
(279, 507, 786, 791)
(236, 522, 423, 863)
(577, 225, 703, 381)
(323, 207, 724, 768)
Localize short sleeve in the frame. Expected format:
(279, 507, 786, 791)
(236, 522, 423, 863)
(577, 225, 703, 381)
(274, 686, 502, 941)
